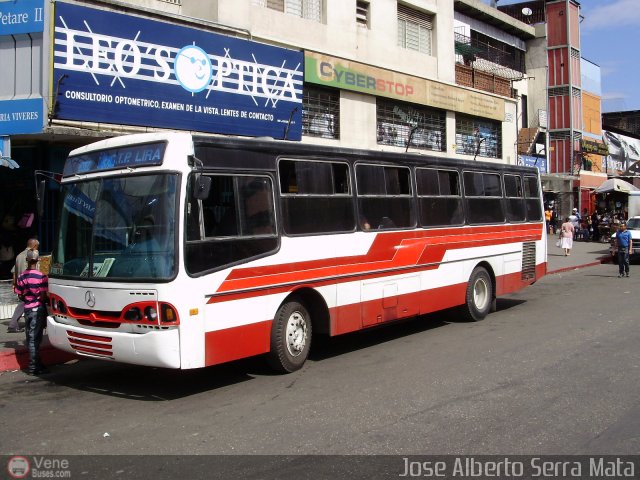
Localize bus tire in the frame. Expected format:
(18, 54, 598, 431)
(460, 266, 492, 322)
(267, 299, 312, 373)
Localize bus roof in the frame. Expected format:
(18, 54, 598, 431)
(66, 131, 541, 176)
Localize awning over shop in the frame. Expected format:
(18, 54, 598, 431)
(594, 178, 639, 194)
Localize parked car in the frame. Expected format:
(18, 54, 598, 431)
(609, 216, 640, 263)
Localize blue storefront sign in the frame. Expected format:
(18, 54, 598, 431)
(0, 98, 44, 135)
(520, 155, 548, 174)
(52, 2, 303, 140)
(0, 0, 45, 35)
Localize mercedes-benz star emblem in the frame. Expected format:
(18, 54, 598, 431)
(85, 290, 96, 308)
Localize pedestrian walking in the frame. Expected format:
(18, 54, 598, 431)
(545, 207, 553, 235)
(616, 221, 632, 278)
(559, 217, 575, 256)
(7, 237, 39, 333)
(569, 208, 580, 240)
(15, 249, 49, 375)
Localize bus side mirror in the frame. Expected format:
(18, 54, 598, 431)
(192, 175, 212, 200)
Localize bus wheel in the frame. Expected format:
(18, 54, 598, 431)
(267, 300, 312, 373)
(461, 267, 492, 322)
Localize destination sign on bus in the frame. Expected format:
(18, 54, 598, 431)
(63, 142, 165, 177)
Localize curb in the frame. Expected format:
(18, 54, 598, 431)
(548, 256, 611, 275)
(0, 340, 77, 373)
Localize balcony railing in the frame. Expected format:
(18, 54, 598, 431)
(454, 32, 525, 80)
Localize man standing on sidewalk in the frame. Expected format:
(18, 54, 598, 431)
(8, 238, 39, 333)
(15, 249, 49, 375)
(617, 221, 632, 278)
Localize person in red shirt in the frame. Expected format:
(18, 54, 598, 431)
(15, 249, 49, 375)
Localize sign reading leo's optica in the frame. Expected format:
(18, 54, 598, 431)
(53, 2, 303, 139)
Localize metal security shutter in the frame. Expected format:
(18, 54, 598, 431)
(303, 86, 340, 139)
(376, 99, 446, 152)
(455, 114, 502, 159)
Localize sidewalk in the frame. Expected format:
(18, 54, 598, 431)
(0, 237, 613, 373)
(546, 235, 612, 274)
(0, 279, 76, 372)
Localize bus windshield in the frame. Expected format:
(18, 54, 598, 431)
(50, 173, 178, 280)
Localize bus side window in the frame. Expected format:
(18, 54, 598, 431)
(524, 175, 542, 221)
(463, 171, 505, 224)
(504, 174, 525, 222)
(185, 173, 278, 275)
(356, 164, 414, 230)
(416, 168, 464, 227)
(240, 177, 276, 236)
(278, 159, 355, 235)
(186, 199, 202, 241)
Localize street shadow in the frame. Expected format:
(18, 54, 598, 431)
(309, 312, 448, 362)
(40, 313, 452, 399)
(35, 300, 528, 400)
(442, 298, 527, 323)
(42, 358, 257, 401)
(495, 297, 527, 311)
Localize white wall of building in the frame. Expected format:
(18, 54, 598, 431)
(102, 0, 526, 164)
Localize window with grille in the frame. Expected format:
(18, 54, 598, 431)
(455, 114, 501, 159)
(357, 1, 370, 28)
(253, 0, 322, 22)
(376, 99, 445, 151)
(397, 4, 433, 54)
(303, 86, 340, 139)
(469, 30, 525, 74)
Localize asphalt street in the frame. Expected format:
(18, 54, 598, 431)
(1, 260, 638, 460)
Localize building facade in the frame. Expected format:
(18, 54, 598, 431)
(0, 0, 534, 254)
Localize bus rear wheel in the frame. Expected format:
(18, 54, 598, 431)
(460, 266, 493, 322)
(267, 299, 312, 373)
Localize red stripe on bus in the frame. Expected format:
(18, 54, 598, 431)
(204, 270, 546, 366)
(68, 338, 114, 350)
(224, 224, 542, 282)
(67, 331, 113, 343)
(207, 262, 441, 304)
(204, 283, 471, 365)
(214, 226, 543, 295)
(71, 345, 114, 357)
(204, 320, 272, 366)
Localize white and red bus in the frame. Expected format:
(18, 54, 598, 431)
(46, 132, 546, 372)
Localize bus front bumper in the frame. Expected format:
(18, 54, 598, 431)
(47, 316, 181, 369)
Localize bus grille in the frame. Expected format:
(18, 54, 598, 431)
(67, 331, 113, 358)
(521, 242, 536, 281)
